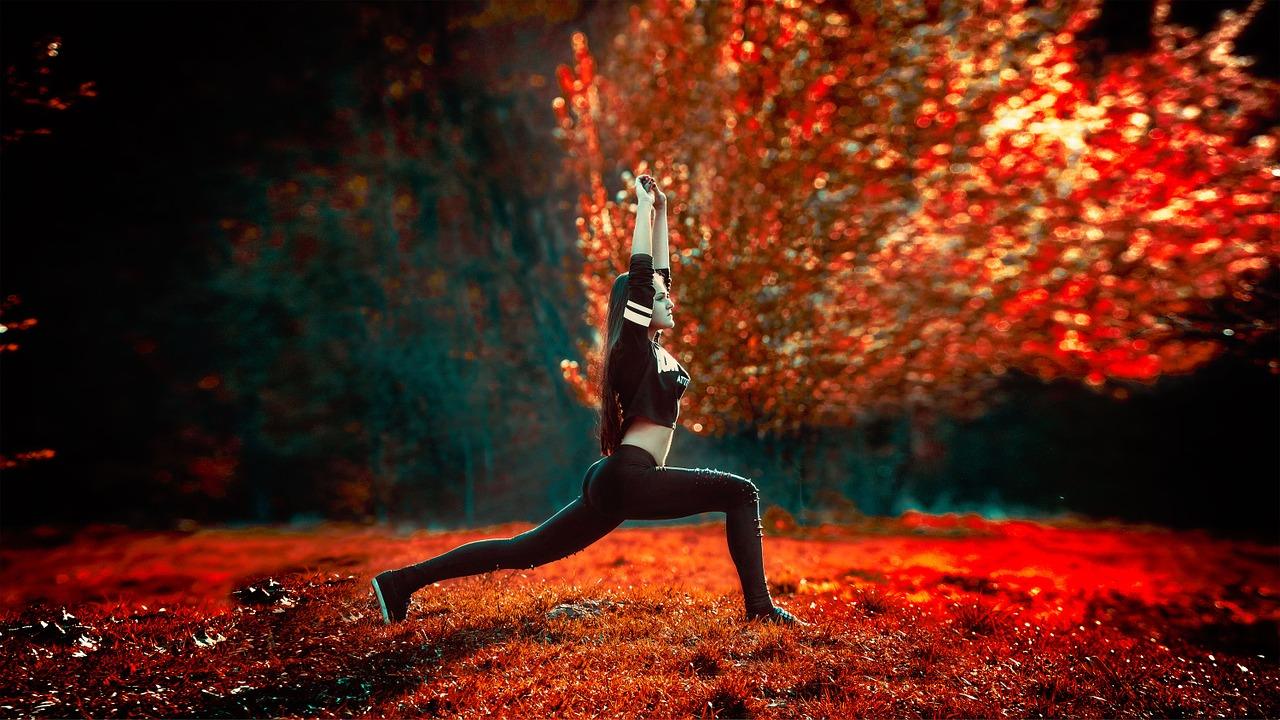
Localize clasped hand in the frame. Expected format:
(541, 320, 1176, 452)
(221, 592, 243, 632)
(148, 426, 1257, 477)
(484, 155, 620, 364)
(634, 174, 667, 213)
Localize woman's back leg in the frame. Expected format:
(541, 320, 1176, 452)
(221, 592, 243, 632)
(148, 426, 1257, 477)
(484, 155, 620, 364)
(393, 496, 624, 595)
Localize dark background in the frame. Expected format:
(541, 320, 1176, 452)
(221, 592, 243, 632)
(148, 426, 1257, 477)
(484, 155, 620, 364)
(2, 1, 1277, 540)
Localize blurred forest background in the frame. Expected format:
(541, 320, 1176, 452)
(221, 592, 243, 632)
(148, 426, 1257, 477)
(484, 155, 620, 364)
(1, 0, 1276, 539)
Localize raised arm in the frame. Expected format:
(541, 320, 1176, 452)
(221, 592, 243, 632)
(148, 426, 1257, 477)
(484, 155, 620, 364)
(649, 179, 671, 293)
(617, 176, 660, 361)
(631, 175, 655, 257)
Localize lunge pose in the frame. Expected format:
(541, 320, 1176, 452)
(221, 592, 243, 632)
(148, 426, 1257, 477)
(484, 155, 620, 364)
(372, 173, 807, 626)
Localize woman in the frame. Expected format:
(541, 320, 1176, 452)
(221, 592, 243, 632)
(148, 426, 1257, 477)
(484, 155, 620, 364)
(371, 173, 807, 626)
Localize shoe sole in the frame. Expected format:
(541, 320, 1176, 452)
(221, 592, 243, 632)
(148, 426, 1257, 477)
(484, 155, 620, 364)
(371, 577, 394, 625)
(749, 610, 809, 626)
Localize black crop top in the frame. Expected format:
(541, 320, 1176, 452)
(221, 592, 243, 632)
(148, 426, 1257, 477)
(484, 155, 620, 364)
(611, 253, 691, 432)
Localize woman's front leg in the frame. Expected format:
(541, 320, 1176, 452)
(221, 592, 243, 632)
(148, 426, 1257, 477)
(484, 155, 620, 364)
(614, 465, 774, 616)
(616, 464, 760, 520)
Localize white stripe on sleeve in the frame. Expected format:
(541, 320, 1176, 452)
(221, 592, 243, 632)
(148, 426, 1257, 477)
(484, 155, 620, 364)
(623, 308, 652, 326)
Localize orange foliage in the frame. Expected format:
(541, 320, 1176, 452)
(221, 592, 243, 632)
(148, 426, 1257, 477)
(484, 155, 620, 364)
(555, 0, 1279, 436)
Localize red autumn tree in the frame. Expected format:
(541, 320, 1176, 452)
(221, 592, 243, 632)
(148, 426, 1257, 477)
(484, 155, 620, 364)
(555, 0, 1279, 437)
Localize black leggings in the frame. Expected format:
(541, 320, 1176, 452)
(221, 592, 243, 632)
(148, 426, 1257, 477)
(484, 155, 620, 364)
(392, 444, 776, 616)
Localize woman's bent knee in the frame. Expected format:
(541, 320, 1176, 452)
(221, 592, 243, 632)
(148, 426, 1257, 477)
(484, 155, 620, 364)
(696, 467, 759, 506)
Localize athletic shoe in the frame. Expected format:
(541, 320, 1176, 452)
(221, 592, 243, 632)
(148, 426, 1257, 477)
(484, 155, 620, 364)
(371, 569, 411, 624)
(747, 604, 810, 626)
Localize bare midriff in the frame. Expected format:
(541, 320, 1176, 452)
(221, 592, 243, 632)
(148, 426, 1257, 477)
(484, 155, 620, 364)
(619, 415, 674, 467)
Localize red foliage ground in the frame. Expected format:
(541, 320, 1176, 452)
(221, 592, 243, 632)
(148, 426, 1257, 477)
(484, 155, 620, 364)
(1, 513, 1276, 718)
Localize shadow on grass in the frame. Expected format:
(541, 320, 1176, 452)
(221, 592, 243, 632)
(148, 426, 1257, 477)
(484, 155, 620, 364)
(194, 604, 523, 717)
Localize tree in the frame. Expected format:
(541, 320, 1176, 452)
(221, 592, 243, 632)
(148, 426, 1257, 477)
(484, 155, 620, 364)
(201, 3, 600, 524)
(555, 0, 1279, 439)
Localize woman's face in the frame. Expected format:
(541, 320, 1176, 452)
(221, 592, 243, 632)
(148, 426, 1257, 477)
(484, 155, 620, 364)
(650, 275, 675, 328)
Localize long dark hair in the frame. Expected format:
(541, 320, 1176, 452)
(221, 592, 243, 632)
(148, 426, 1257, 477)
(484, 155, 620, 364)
(598, 271, 662, 456)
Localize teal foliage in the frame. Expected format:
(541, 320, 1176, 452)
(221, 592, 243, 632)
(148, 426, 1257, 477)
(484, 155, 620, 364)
(198, 23, 597, 526)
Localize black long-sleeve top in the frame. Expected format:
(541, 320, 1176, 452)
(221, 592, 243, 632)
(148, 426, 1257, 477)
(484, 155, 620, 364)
(611, 252, 691, 432)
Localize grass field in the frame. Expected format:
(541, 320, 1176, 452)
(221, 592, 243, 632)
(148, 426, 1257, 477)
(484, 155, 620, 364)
(2, 511, 1276, 718)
